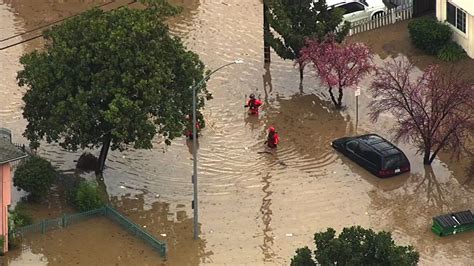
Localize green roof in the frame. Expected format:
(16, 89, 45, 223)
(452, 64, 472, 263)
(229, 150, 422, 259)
(0, 139, 27, 164)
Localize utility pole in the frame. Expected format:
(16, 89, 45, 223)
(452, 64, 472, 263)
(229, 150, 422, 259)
(263, 0, 271, 63)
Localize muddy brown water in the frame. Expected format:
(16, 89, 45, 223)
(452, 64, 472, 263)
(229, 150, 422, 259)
(0, 0, 473, 265)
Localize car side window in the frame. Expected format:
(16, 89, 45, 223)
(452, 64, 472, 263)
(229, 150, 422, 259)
(339, 3, 365, 14)
(366, 150, 381, 167)
(346, 140, 359, 152)
(358, 144, 379, 166)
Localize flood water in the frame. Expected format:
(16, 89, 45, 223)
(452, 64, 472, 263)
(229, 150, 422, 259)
(0, 0, 473, 265)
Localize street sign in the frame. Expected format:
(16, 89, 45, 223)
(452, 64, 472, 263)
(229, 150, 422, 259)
(355, 88, 361, 97)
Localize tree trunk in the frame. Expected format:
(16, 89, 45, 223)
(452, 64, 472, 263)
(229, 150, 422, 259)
(299, 63, 304, 82)
(97, 133, 112, 173)
(337, 86, 344, 108)
(423, 147, 431, 165)
(95, 172, 110, 204)
(328, 86, 339, 107)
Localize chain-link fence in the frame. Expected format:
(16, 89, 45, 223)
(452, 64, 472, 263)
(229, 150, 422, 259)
(10, 205, 167, 258)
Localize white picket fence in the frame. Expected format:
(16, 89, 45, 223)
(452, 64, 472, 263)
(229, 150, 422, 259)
(349, 4, 413, 36)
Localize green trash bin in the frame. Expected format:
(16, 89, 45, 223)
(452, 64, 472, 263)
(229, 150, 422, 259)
(431, 209, 474, 237)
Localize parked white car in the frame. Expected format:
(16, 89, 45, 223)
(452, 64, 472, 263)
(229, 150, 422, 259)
(326, 0, 388, 23)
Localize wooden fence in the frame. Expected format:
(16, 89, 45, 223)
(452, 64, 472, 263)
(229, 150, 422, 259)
(349, 4, 413, 36)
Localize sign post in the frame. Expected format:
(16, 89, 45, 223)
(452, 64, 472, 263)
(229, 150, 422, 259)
(355, 88, 361, 133)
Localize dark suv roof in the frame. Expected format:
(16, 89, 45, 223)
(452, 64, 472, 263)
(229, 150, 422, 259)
(357, 134, 403, 157)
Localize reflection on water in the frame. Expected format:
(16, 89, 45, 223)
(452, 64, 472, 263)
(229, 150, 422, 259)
(259, 171, 275, 262)
(0, 0, 473, 264)
(262, 63, 273, 102)
(368, 166, 474, 264)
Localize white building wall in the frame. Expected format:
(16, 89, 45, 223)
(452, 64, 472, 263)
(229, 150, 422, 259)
(436, 0, 474, 58)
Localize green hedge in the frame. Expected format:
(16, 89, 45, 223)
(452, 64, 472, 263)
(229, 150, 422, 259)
(437, 41, 466, 62)
(74, 181, 104, 212)
(13, 156, 56, 201)
(408, 18, 452, 55)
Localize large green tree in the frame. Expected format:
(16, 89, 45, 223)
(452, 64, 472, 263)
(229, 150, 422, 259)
(264, 0, 350, 81)
(17, 0, 208, 172)
(291, 226, 419, 266)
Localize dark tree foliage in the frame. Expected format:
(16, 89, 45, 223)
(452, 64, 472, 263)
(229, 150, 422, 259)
(290, 247, 316, 266)
(14, 156, 56, 201)
(17, 0, 208, 172)
(291, 226, 419, 266)
(264, 0, 350, 80)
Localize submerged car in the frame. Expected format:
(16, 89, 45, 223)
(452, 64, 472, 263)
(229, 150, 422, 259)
(327, 0, 388, 23)
(331, 134, 410, 178)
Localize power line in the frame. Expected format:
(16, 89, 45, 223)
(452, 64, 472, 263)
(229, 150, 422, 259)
(0, 0, 116, 43)
(0, 34, 43, 50)
(0, 0, 138, 50)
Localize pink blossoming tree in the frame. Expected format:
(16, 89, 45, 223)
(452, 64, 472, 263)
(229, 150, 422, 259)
(300, 36, 374, 108)
(369, 58, 474, 165)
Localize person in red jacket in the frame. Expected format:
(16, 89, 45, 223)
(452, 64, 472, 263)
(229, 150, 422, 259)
(264, 126, 279, 148)
(244, 93, 262, 115)
(184, 114, 201, 139)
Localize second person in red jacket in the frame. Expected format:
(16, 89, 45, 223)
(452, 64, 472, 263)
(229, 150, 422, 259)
(265, 126, 279, 148)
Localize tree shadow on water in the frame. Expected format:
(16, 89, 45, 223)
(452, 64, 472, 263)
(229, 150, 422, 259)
(367, 166, 474, 260)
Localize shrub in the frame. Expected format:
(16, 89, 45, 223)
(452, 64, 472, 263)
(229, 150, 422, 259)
(13, 156, 56, 201)
(0, 236, 4, 255)
(291, 226, 419, 265)
(74, 181, 104, 211)
(8, 205, 34, 250)
(9, 208, 33, 228)
(437, 41, 466, 62)
(408, 18, 452, 54)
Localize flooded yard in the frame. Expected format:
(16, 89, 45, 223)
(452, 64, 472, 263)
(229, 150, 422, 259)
(0, 0, 473, 265)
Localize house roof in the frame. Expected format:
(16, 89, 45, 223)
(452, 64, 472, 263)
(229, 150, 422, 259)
(451, 0, 474, 15)
(0, 139, 27, 164)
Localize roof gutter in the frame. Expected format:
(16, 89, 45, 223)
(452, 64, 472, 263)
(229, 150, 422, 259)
(0, 154, 28, 165)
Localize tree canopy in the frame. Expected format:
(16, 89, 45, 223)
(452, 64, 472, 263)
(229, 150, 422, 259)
(291, 226, 419, 266)
(17, 0, 208, 171)
(300, 36, 374, 108)
(265, 0, 350, 80)
(369, 59, 474, 165)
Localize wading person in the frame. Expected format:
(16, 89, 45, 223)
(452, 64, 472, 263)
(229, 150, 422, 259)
(184, 114, 201, 139)
(264, 126, 279, 148)
(244, 93, 262, 115)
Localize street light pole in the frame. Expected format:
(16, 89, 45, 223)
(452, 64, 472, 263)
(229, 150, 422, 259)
(192, 59, 243, 240)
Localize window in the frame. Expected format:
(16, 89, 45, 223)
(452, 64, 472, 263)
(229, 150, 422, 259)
(339, 3, 365, 15)
(447, 2, 466, 33)
(383, 154, 406, 169)
(365, 150, 381, 167)
(358, 144, 379, 167)
(346, 140, 359, 152)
